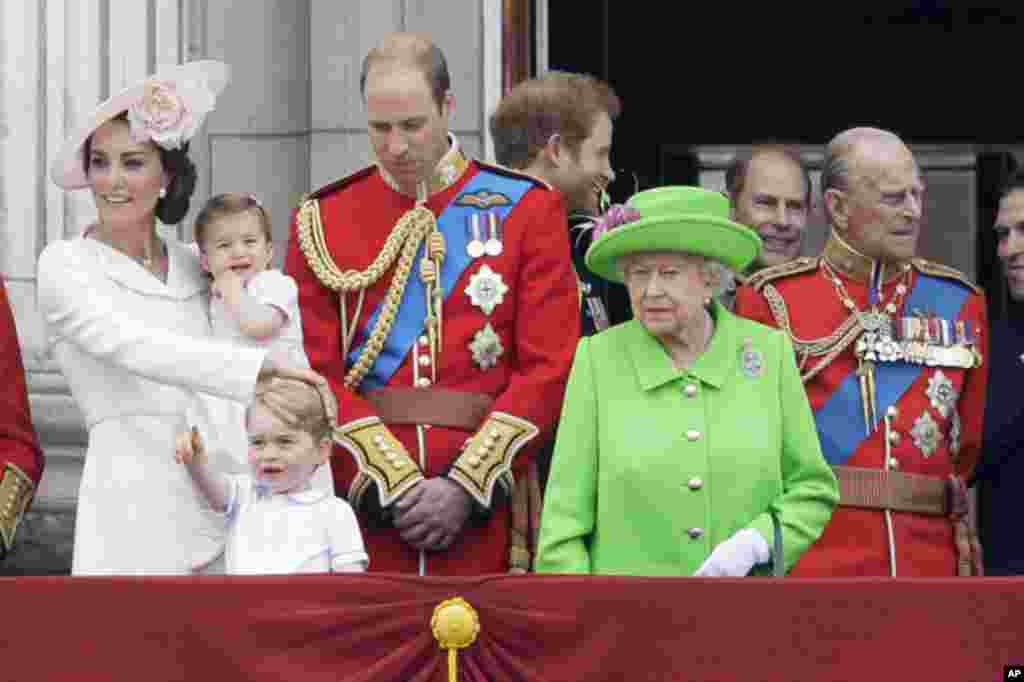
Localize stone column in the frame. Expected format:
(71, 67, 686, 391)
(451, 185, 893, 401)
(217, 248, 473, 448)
(0, 0, 187, 575)
(309, 0, 494, 188)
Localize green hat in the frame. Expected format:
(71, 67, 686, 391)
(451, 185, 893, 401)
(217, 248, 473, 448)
(584, 186, 762, 283)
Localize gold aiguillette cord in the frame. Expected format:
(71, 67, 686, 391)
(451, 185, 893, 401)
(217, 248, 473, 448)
(857, 358, 878, 435)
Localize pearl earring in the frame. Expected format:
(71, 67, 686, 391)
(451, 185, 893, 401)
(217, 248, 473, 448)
(159, 187, 167, 199)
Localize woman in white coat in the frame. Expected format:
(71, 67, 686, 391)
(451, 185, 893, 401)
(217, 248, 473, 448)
(39, 61, 322, 575)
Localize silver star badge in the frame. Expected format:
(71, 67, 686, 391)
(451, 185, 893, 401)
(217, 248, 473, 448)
(925, 370, 958, 418)
(465, 264, 508, 315)
(911, 411, 942, 458)
(469, 323, 504, 370)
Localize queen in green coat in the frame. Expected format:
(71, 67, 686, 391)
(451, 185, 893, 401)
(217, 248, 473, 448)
(535, 186, 838, 577)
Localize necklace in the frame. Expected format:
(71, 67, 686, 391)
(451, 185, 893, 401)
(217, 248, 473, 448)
(90, 224, 166, 275)
(821, 259, 910, 324)
(821, 259, 911, 363)
(820, 260, 911, 433)
(139, 238, 166, 272)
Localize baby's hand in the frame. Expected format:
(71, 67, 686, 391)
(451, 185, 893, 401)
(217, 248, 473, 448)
(175, 427, 206, 465)
(211, 269, 244, 301)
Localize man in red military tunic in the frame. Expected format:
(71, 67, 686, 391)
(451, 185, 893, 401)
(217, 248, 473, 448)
(0, 278, 44, 561)
(735, 127, 987, 576)
(285, 33, 579, 575)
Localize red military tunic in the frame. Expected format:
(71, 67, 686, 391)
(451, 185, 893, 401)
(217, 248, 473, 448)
(285, 141, 579, 575)
(735, 233, 987, 576)
(0, 277, 44, 558)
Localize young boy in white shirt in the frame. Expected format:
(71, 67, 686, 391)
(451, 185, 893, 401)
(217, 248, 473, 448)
(176, 375, 367, 574)
(184, 194, 333, 571)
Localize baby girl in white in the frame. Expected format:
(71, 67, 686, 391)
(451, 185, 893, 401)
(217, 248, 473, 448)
(184, 193, 333, 571)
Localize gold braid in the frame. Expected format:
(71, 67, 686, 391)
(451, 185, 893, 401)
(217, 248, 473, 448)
(297, 197, 438, 391)
(762, 282, 864, 383)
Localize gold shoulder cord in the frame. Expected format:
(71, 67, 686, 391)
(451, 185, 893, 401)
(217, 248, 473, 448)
(297, 197, 437, 391)
(762, 282, 863, 383)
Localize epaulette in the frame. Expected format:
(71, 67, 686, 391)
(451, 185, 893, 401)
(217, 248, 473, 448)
(300, 165, 377, 206)
(475, 160, 552, 190)
(911, 258, 983, 295)
(744, 256, 820, 291)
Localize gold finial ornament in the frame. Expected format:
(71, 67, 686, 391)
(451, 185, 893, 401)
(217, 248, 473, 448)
(431, 597, 480, 682)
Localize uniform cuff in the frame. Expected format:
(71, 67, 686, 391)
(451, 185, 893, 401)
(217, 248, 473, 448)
(0, 462, 35, 558)
(448, 412, 539, 509)
(336, 417, 424, 509)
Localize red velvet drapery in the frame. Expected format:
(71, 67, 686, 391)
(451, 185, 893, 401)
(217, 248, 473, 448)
(4, 574, 1020, 681)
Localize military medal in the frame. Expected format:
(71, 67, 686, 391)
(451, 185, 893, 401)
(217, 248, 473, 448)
(484, 212, 503, 257)
(465, 214, 485, 259)
(465, 264, 508, 315)
(910, 411, 942, 458)
(469, 322, 504, 370)
(893, 312, 979, 369)
(824, 260, 910, 368)
(925, 370, 958, 417)
(822, 259, 911, 434)
(740, 337, 763, 378)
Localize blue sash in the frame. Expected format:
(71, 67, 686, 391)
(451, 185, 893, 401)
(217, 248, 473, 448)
(813, 273, 970, 464)
(350, 170, 533, 390)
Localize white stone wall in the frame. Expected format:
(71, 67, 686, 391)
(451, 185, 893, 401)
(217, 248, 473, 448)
(0, 0, 501, 574)
(1, 0, 194, 574)
(308, 0, 493, 189)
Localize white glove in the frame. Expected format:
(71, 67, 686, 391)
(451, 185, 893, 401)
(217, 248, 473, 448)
(693, 528, 771, 577)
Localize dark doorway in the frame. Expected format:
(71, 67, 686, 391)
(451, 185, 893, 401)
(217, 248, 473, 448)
(546, 2, 1024, 318)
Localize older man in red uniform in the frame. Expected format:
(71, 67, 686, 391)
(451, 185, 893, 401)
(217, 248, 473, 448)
(735, 127, 987, 576)
(286, 33, 578, 576)
(0, 278, 44, 561)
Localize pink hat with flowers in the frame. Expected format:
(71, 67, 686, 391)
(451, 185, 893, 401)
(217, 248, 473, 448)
(51, 60, 230, 190)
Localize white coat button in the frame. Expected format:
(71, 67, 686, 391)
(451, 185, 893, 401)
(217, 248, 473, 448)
(688, 477, 703, 491)
(687, 527, 704, 540)
(684, 384, 698, 398)
(418, 355, 431, 367)
(419, 335, 430, 346)
(888, 457, 900, 470)
(417, 377, 432, 387)
(686, 430, 701, 442)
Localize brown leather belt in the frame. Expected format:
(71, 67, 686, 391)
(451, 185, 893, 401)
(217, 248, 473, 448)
(833, 465, 949, 516)
(363, 388, 494, 431)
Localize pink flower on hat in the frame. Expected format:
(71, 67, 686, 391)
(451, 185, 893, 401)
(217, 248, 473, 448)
(590, 204, 642, 240)
(127, 77, 215, 150)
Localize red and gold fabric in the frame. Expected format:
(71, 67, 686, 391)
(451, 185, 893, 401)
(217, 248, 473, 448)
(735, 233, 988, 576)
(0, 278, 44, 558)
(285, 141, 579, 575)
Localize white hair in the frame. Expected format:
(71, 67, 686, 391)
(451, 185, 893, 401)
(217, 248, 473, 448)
(617, 251, 735, 301)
